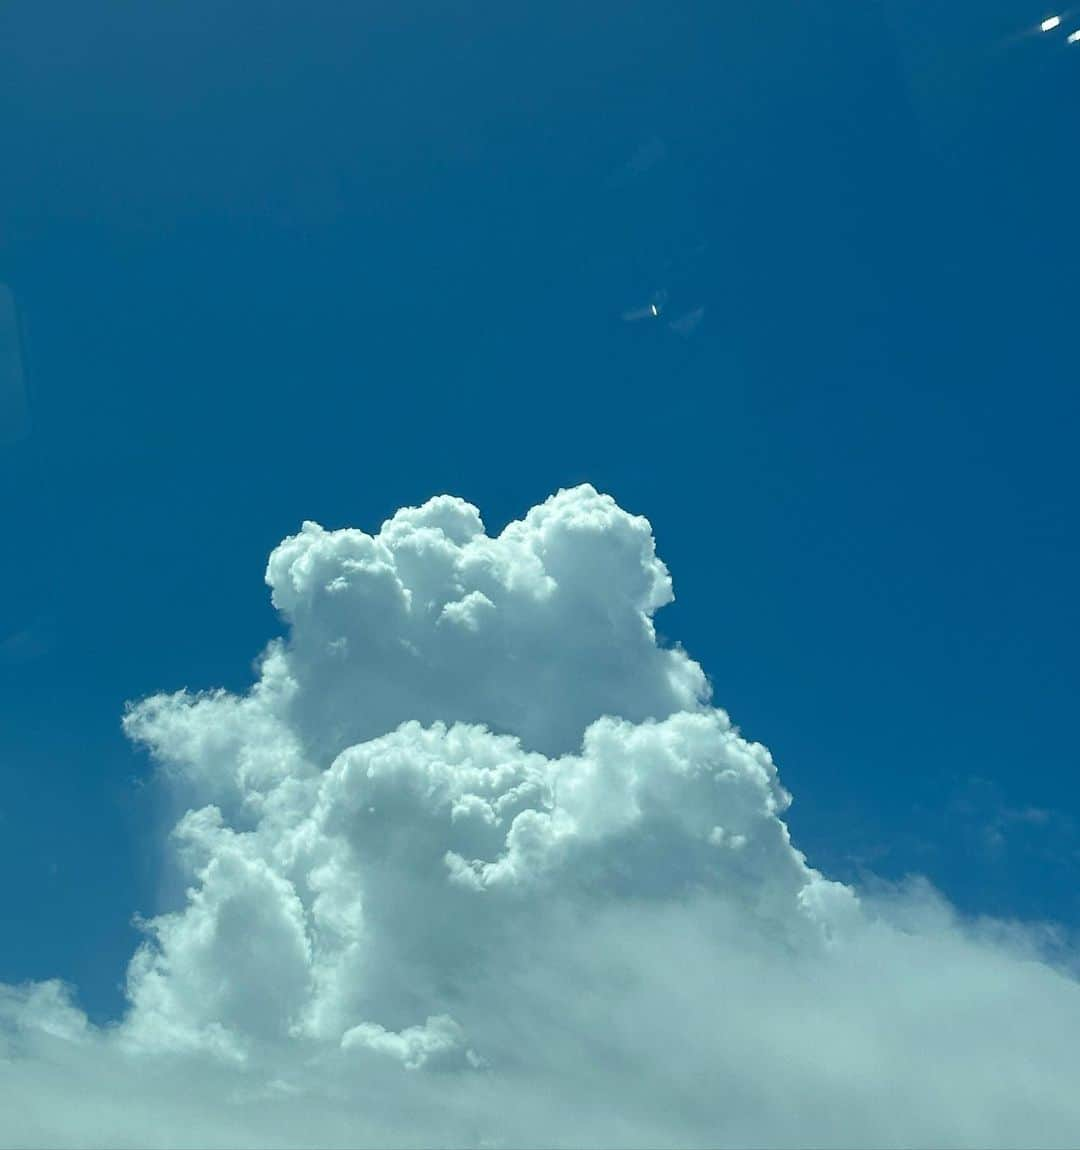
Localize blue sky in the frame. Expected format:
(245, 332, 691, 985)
(1, 0, 1078, 1042)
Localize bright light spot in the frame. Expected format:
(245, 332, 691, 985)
(1040, 14, 1062, 31)
(1068, 28, 1080, 42)
(650, 303, 658, 317)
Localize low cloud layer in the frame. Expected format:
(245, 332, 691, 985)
(4, 486, 1079, 1148)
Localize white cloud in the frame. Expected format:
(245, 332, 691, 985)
(4, 484, 1080, 1148)
(341, 1013, 479, 1071)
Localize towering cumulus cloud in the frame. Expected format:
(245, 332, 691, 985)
(3, 486, 1079, 1148)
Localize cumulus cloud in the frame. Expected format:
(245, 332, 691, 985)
(3, 484, 1080, 1148)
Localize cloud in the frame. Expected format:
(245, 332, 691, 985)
(4, 484, 1080, 1148)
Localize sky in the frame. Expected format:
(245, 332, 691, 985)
(1, 2, 1079, 1146)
